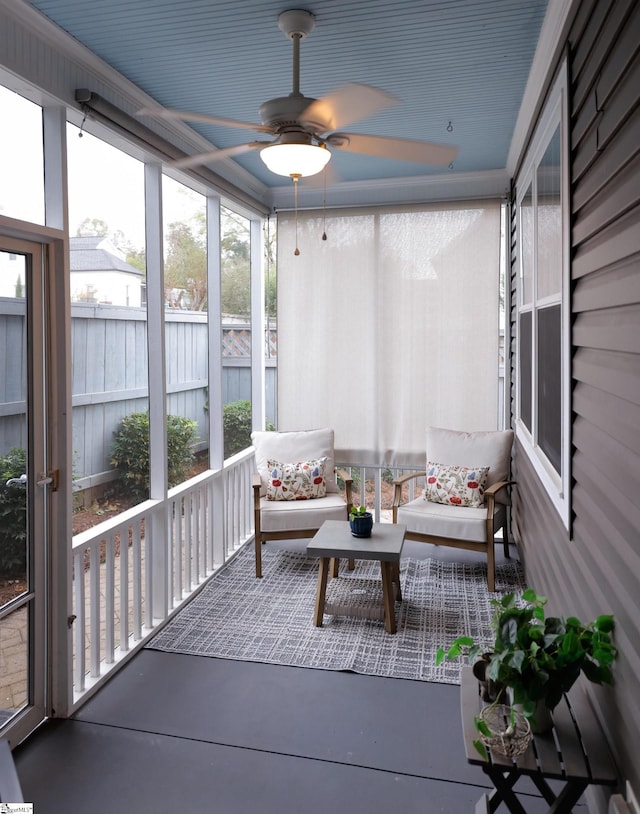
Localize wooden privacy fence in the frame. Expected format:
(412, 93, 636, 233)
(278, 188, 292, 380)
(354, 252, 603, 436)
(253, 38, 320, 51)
(0, 299, 276, 491)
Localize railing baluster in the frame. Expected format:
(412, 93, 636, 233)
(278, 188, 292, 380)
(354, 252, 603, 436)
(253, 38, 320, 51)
(105, 532, 115, 664)
(144, 515, 153, 629)
(186, 493, 193, 591)
(70, 449, 258, 705)
(73, 549, 86, 692)
(89, 544, 101, 677)
(120, 523, 129, 652)
(132, 522, 142, 640)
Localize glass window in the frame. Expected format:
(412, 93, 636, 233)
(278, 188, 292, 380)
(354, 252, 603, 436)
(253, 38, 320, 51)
(162, 176, 208, 484)
(515, 63, 569, 527)
(536, 126, 562, 301)
(66, 126, 148, 528)
(220, 207, 252, 458)
(537, 304, 561, 473)
(520, 183, 534, 306)
(0, 86, 45, 224)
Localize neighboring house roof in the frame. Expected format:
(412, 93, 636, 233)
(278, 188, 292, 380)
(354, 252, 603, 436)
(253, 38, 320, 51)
(69, 236, 144, 276)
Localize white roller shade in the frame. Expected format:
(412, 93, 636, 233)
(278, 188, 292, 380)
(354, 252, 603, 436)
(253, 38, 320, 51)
(277, 201, 501, 467)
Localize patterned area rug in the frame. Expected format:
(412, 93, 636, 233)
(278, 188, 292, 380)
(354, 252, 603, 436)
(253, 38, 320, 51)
(147, 545, 526, 683)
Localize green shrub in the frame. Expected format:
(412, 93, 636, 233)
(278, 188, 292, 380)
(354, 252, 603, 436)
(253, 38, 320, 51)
(223, 400, 274, 459)
(111, 412, 197, 501)
(0, 447, 27, 575)
(223, 400, 251, 459)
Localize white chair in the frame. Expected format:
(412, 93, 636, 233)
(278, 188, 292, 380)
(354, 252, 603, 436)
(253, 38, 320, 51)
(251, 428, 353, 578)
(392, 426, 514, 592)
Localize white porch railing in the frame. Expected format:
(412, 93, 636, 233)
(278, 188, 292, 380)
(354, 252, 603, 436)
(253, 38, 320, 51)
(337, 464, 423, 521)
(70, 453, 420, 706)
(71, 448, 255, 705)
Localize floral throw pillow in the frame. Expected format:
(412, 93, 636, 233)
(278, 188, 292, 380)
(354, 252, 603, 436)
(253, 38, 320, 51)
(423, 461, 490, 508)
(266, 457, 328, 501)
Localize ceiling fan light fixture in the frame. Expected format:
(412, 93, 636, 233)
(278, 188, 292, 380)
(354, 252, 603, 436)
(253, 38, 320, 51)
(260, 142, 330, 178)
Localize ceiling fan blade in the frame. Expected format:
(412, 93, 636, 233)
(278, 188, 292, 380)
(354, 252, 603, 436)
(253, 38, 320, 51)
(139, 106, 271, 133)
(300, 83, 399, 132)
(172, 141, 270, 169)
(328, 133, 458, 166)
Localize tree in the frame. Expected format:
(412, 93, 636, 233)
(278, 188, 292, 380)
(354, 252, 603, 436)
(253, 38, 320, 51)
(264, 217, 277, 318)
(125, 247, 146, 274)
(76, 217, 109, 237)
(220, 208, 250, 316)
(164, 219, 207, 310)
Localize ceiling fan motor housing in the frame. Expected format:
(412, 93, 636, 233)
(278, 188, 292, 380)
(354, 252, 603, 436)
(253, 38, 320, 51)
(259, 94, 330, 135)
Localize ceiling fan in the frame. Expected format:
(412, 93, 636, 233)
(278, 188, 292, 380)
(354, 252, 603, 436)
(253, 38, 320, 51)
(139, 9, 458, 179)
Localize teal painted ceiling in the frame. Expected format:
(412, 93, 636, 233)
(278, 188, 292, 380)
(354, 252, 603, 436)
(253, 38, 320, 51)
(26, 0, 548, 188)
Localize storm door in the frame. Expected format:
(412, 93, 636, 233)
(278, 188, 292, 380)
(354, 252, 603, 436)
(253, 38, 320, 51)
(0, 237, 48, 744)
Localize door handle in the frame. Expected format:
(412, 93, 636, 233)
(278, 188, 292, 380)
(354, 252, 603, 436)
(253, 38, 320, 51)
(37, 470, 59, 491)
(5, 474, 27, 487)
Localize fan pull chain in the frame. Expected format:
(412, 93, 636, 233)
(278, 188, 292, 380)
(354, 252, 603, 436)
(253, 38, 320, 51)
(292, 173, 301, 255)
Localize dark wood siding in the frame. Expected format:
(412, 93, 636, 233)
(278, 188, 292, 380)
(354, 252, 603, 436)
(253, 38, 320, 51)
(511, 0, 640, 801)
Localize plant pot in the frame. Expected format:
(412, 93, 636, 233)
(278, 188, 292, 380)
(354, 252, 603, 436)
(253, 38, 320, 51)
(516, 700, 554, 734)
(507, 687, 554, 735)
(349, 513, 373, 538)
(479, 704, 531, 757)
(472, 655, 504, 703)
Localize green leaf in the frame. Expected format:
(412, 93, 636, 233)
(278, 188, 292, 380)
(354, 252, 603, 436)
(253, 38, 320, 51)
(595, 615, 615, 633)
(473, 739, 489, 760)
(474, 717, 492, 738)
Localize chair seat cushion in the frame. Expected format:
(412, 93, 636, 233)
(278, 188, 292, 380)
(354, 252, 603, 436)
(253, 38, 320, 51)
(397, 497, 506, 543)
(259, 494, 348, 532)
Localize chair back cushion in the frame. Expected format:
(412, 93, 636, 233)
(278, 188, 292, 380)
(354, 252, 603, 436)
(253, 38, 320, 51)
(251, 428, 340, 495)
(426, 427, 513, 492)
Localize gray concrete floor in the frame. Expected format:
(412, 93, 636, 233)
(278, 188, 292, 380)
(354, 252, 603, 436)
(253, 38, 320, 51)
(13, 540, 581, 813)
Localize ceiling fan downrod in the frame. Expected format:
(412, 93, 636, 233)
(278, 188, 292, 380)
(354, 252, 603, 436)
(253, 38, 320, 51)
(277, 9, 316, 98)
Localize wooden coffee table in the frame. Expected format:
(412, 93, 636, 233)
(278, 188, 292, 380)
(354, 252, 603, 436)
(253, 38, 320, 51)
(306, 520, 406, 634)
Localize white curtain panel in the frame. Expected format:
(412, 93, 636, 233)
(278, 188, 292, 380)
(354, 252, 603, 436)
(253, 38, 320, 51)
(277, 201, 502, 467)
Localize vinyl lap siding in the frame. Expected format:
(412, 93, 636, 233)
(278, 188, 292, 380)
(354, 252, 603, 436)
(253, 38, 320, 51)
(511, 0, 640, 801)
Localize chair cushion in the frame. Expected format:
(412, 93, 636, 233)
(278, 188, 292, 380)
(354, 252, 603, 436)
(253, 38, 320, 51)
(266, 457, 327, 501)
(424, 461, 490, 507)
(426, 427, 513, 502)
(252, 428, 340, 495)
(398, 497, 506, 543)
(258, 494, 349, 532)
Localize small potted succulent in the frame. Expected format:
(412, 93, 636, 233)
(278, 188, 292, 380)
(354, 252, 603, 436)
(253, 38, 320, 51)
(349, 504, 373, 538)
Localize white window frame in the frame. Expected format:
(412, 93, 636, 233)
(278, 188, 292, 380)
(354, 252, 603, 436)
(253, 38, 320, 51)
(515, 59, 571, 530)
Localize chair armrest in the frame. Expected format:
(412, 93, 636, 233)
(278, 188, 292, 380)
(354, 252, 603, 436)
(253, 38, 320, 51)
(392, 471, 426, 520)
(252, 472, 262, 499)
(336, 468, 353, 513)
(392, 471, 427, 488)
(484, 480, 515, 515)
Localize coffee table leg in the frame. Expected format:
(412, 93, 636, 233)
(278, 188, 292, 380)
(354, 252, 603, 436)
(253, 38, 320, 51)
(392, 561, 402, 602)
(313, 557, 330, 626)
(380, 561, 397, 634)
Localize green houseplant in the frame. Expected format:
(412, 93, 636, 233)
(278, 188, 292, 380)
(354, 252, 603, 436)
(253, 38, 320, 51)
(349, 504, 373, 538)
(437, 589, 616, 728)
